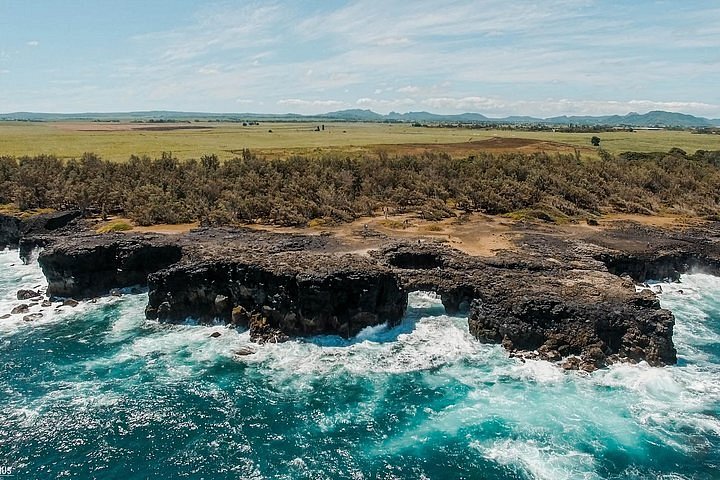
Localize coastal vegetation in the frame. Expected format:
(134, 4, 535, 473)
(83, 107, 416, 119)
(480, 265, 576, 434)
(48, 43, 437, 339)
(1, 148, 720, 227)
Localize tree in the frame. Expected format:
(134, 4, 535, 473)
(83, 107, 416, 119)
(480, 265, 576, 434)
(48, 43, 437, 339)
(591, 136, 601, 147)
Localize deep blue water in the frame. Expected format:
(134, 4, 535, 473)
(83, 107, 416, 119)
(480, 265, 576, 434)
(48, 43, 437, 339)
(0, 249, 719, 479)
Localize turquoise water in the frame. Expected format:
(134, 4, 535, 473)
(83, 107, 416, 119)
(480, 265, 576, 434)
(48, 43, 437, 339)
(0, 249, 719, 479)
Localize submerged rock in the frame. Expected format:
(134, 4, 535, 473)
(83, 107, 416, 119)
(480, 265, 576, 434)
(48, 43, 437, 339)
(234, 345, 256, 356)
(23, 313, 43, 322)
(11, 304, 29, 315)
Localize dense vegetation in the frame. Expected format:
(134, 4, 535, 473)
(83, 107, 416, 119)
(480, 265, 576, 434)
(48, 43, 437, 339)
(1, 149, 720, 226)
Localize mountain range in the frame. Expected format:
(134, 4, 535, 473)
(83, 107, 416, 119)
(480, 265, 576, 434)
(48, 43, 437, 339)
(1, 109, 718, 127)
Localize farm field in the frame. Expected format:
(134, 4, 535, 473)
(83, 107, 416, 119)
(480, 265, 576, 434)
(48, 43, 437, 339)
(0, 121, 718, 161)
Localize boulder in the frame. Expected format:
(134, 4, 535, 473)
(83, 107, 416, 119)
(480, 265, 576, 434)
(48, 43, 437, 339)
(23, 313, 44, 322)
(16, 289, 40, 300)
(11, 304, 29, 315)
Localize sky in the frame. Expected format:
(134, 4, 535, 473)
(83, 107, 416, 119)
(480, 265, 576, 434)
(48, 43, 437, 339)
(1, 0, 719, 117)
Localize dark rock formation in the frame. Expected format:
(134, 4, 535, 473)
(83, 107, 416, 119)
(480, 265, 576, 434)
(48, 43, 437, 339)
(468, 277, 676, 370)
(0, 214, 22, 250)
(21, 217, 720, 370)
(38, 234, 182, 298)
(589, 223, 720, 282)
(145, 255, 407, 341)
(22, 210, 82, 236)
(11, 304, 29, 314)
(0, 210, 82, 253)
(17, 289, 41, 300)
(23, 313, 43, 322)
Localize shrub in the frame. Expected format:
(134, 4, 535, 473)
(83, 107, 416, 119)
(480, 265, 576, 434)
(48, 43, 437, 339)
(96, 220, 133, 233)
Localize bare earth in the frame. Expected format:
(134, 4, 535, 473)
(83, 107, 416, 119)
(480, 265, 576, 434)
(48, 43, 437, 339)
(108, 212, 702, 258)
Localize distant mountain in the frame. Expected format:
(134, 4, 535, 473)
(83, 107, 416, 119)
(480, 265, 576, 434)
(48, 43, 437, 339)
(543, 111, 716, 127)
(384, 111, 489, 122)
(1, 109, 718, 127)
(320, 109, 384, 121)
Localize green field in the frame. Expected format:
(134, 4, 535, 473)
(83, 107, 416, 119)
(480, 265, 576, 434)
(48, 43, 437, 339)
(0, 121, 718, 161)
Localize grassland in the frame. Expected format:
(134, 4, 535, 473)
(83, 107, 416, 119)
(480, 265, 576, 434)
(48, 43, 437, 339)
(0, 121, 718, 161)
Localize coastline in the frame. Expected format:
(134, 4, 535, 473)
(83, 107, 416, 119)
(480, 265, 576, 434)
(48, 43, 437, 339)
(4, 210, 718, 372)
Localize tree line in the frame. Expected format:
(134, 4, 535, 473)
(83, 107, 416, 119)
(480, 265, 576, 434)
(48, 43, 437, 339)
(1, 148, 720, 226)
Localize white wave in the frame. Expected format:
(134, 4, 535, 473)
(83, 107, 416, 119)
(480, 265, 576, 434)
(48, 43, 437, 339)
(242, 313, 483, 378)
(471, 439, 601, 480)
(3, 252, 720, 478)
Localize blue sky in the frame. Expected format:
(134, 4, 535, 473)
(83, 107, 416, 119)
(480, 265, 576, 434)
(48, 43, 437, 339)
(1, 0, 719, 117)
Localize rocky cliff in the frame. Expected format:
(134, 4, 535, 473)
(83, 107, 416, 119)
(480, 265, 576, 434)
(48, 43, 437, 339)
(145, 255, 407, 341)
(21, 215, 720, 370)
(38, 234, 182, 298)
(0, 210, 82, 254)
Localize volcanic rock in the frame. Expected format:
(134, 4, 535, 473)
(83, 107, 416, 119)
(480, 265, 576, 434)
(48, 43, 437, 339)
(11, 304, 29, 315)
(17, 289, 41, 300)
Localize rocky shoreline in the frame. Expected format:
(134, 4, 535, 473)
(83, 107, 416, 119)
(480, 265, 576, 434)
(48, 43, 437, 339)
(4, 211, 720, 371)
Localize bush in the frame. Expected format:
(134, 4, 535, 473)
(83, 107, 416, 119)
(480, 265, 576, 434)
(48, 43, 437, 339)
(96, 220, 133, 233)
(1, 148, 719, 226)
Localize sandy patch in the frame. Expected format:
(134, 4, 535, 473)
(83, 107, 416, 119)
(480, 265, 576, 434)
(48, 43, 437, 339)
(240, 212, 517, 257)
(131, 222, 199, 234)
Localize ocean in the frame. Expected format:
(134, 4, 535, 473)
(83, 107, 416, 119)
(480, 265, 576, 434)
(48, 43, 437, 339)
(0, 248, 718, 479)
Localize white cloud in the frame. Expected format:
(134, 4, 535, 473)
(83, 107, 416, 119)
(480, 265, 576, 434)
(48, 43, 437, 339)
(397, 85, 420, 94)
(6, 1, 719, 116)
(277, 98, 348, 111)
(26, 40, 39, 47)
(356, 97, 416, 112)
(197, 66, 219, 75)
(374, 36, 411, 46)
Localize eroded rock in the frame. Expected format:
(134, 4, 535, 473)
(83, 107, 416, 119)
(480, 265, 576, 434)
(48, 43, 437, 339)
(23, 313, 43, 322)
(11, 304, 29, 315)
(17, 289, 41, 300)
(146, 255, 408, 339)
(38, 235, 182, 299)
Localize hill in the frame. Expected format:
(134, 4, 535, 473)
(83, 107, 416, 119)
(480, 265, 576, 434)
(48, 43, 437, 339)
(0, 109, 718, 127)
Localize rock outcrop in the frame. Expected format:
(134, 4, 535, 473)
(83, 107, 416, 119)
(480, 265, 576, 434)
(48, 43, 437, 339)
(0, 214, 22, 250)
(17, 212, 720, 370)
(0, 210, 82, 252)
(374, 241, 679, 370)
(145, 255, 407, 341)
(38, 234, 182, 298)
(467, 273, 676, 370)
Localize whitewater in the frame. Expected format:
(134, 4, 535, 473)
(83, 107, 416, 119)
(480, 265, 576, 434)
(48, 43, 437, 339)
(0, 248, 718, 479)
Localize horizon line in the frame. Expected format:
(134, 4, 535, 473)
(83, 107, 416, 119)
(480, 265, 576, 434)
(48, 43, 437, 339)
(0, 108, 717, 120)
